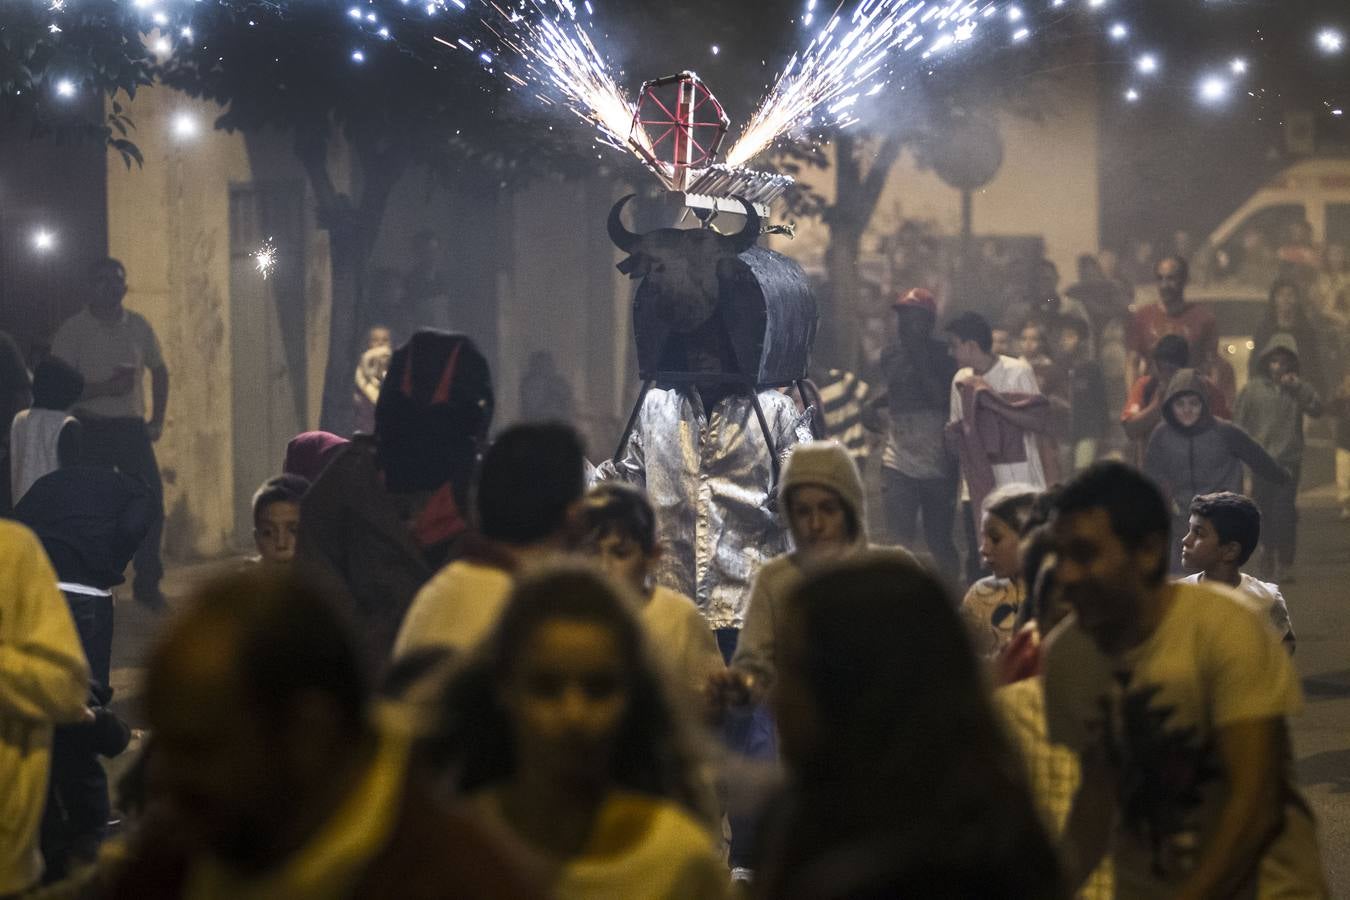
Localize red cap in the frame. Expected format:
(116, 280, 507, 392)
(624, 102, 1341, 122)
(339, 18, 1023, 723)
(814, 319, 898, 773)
(892, 287, 937, 316)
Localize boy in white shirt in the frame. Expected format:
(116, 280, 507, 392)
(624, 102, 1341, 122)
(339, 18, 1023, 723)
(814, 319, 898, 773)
(1179, 491, 1294, 652)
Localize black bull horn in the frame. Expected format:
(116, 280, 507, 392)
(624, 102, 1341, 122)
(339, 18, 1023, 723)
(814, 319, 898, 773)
(607, 194, 762, 255)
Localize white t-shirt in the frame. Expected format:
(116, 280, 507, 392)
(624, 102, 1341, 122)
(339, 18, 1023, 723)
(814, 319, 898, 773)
(1043, 582, 1326, 899)
(393, 559, 514, 659)
(9, 408, 75, 505)
(1177, 572, 1295, 649)
(51, 307, 164, 419)
(949, 354, 1047, 492)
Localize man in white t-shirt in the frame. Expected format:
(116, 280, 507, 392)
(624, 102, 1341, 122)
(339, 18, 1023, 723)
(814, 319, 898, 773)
(1042, 462, 1326, 899)
(50, 258, 170, 610)
(944, 311, 1051, 580)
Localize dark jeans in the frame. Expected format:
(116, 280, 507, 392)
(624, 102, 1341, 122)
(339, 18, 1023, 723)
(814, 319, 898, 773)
(962, 500, 983, 586)
(63, 590, 114, 690)
(1254, 464, 1301, 567)
(41, 590, 116, 883)
(77, 416, 163, 595)
(716, 627, 776, 870)
(881, 468, 960, 584)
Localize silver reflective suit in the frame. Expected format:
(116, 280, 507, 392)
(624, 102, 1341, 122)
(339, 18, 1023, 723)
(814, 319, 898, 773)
(598, 386, 809, 630)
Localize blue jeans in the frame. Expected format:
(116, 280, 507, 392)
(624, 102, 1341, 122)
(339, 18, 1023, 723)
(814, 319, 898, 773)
(717, 627, 777, 869)
(62, 590, 114, 690)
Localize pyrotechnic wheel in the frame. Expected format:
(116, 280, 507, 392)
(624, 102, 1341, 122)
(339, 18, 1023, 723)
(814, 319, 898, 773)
(630, 72, 729, 191)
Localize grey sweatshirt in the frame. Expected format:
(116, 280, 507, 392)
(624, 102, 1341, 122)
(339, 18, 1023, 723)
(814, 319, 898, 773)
(1235, 333, 1324, 471)
(1144, 369, 1290, 515)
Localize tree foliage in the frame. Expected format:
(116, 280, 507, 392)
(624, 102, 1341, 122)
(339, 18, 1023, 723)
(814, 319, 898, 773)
(0, 0, 156, 166)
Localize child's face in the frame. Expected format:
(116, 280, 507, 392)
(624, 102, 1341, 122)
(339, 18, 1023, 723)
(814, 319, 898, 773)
(368, 328, 392, 350)
(1265, 350, 1295, 380)
(586, 531, 653, 595)
(1170, 392, 1204, 428)
(255, 500, 301, 565)
(1059, 328, 1082, 360)
(1180, 514, 1232, 573)
(980, 512, 1023, 580)
(991, 329, 1010, 357)
(1020, 326, 1045, 358)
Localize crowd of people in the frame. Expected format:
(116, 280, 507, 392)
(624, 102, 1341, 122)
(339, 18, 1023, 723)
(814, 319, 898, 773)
(0, 240, 1341, 899)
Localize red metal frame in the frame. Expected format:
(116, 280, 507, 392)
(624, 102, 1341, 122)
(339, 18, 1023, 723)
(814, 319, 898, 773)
(629, 72, 729, 192)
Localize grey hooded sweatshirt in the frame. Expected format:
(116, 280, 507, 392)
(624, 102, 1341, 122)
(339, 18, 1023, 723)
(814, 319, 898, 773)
(1143, 369, 1289, 515)
(1236, 333, 1324, 471)
(731, 441, 917, 696)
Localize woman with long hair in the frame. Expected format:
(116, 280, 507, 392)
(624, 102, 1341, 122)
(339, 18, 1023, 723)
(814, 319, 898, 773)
(758, 553, 1063, 900)
(433, 567, 726, 899)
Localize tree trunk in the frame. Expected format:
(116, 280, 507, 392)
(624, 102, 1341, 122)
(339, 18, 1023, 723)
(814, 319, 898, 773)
(824, 222, 865, 372)
(318, 221, 370, 435)
(297, 130, 407, 435)
(823, 132, 904, 374)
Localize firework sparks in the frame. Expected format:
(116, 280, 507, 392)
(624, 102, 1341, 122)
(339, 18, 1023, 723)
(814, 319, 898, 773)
(725, 1, 995, 167)
(253, 238, 278, 280)
(477, 1, 652, 161)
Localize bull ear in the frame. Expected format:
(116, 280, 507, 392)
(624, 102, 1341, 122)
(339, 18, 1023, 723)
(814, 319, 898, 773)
(720, 195, 761, 255)
(616, 254, 649, 279)
(608, 194, 642, 254)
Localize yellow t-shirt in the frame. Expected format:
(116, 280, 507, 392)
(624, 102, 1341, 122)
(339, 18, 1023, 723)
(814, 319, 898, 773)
(470, 790, 727, 900)
(1044, 582, 1327, 898)
(0, 521, 89, 895)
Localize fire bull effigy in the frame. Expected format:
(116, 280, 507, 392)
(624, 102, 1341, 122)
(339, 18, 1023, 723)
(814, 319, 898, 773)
(596, 114, 818, 634)
(607, 193, 818, 475)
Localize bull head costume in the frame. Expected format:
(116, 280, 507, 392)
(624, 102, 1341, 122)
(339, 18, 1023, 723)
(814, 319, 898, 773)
(597, 194, 818, 631)
(608, 194, 818, 480)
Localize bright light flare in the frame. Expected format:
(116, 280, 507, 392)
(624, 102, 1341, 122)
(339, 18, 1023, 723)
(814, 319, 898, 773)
(54, 78, 76, 98)
(32, 229, 56, 254)
(1318, 28, 1344, 54)
(171, 112, 198, 140)
(1199, 75, 1228, 103)
(1230, 57, 1248, 75)
(1136, 53, 1158, 74)
(1108, 22, 1128, 41)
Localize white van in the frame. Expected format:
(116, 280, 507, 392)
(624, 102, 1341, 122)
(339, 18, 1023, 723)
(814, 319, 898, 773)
(1130, 159, 1350, 392)
(1196, 158, 1350, 291)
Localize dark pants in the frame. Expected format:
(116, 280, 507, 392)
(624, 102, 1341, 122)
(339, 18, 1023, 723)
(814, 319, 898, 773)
(716, 627, 776, 870)
(41, 590, 115, 882)
(961, 500, 984, 586)
(77, 416, 163, 596)
(1254, 464, 1301, 568)
(881, 468, 960, 584)
(63, 590, 114, 690)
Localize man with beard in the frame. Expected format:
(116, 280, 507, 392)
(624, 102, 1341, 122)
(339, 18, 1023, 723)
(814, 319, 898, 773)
(1042, 462, 1325, 899)
(1125, 256, 1218, 390)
